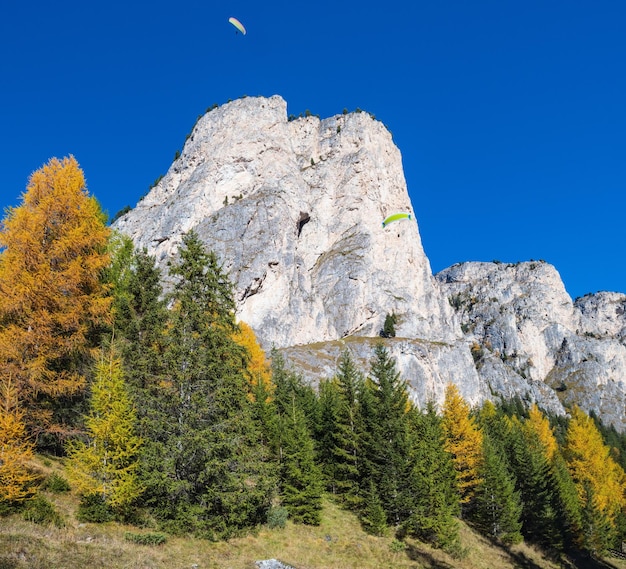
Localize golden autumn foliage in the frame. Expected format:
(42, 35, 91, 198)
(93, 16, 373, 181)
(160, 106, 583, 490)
(441, 383, 483, 503)
(0, 377, 36, 503)
(0, 157, 111, 435)
(232, 321, 272, 397)
(65, 347, 143, 510)
(564, 405, 626, 525)
(523, 404, 558, 461)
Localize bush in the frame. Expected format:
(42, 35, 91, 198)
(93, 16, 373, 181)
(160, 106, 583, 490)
(389, 539, 407, 553)
(267, 506, 288, 529)
(43, 472, 71, 493)
(77, 493, 114, 523)
(124, 531, 167, 546)
(22, 495, 64, 527)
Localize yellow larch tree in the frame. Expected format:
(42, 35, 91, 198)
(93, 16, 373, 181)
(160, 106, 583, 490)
(564, 405, 626, 526)
(523, 403, 558, 461)
(0, 156, 111, 438)
(441, 382, 484, 504)
(65, 346, 143, 513)
(0, 376, 36, 504)
(232, 321, 272, 398)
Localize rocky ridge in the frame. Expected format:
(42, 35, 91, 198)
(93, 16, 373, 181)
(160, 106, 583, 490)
(113, 95, 626, 428)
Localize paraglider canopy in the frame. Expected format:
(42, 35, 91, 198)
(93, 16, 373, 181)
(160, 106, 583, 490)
(382, 212, 412, 228)
(229, 17, 246, 35)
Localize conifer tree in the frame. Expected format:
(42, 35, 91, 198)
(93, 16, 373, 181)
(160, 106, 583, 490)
(0, 377, 36, 506)
(279, 395, 323, 525)
(404, 403, 460, 549)
(108, 243, 168, 410)
(564, 405, 626, 550)
(507, 415, 558, 546)
(316, 377, 343, 494)
(473, 431, 523, 544)
(267, 350, 322, 524)
(441, 383, 483, 508)
(550, 450, 583, 548)
(359, 343, 412, 526)
(0, 156, 111, 441)
(329, 350, 363, 506)
(65, 346, 143, 516)
(270, 349, 319, 439)
(360, 479, 388, 536)
(140, 232, 275, 537)
(232, 322, 272, 395)
(525, 404, 558, 461)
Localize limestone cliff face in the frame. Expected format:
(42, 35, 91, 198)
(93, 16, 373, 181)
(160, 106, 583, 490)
(436, 262, 626, 429)
(115, 95, 456, 348)
(114, 95, 626, 426)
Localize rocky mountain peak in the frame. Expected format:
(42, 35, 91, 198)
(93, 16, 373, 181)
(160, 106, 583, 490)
(114, 95, 458, 349)
(114, 95, 626, 429)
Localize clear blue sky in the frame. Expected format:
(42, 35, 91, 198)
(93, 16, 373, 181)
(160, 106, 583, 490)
(1, 0, 624, 300)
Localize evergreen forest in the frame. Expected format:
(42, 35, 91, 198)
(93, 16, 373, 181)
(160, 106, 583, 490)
(2, 157, 626, 564)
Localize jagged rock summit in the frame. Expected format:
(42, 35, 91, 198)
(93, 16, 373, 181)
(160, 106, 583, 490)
(114, 94, 626, 427)
(115, 95, 459, 348)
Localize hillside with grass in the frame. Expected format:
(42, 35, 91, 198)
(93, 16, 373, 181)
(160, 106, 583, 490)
(3, 157, 626, 568)
(0, 454, 604, 569)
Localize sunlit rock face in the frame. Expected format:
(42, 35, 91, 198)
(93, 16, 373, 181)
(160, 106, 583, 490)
(115, 95, 456, 347)
(114, 95, 626, 427)
(437, 262, 626, 429)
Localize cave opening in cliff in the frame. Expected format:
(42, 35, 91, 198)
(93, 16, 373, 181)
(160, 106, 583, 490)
(297, 211, 310, 237)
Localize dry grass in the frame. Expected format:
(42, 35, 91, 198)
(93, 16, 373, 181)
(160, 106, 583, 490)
(0, 455, 616, 569)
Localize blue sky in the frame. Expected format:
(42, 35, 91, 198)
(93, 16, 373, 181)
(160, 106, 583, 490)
(1, 0, 624, 300)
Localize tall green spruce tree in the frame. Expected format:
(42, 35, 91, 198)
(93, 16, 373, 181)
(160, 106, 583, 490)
(268, 351, 323, 525)
(473, 431, 523, 544)
(404, 402, 460, 550)
(327, 350, 363, 506)
(359, 343, 413, 527)
(316, 378, 342, 494)
(139, 232, 275, 538)
(280, 395, 324, 524)
(108, 237, 168, 394)
(507, 417, 560, 547)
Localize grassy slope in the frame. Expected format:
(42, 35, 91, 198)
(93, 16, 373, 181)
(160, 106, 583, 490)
(0, 456, 623, 569)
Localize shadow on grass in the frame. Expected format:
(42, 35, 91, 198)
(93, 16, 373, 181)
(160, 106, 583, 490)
(404, 544, 455, 569)
(487, 536, 622, 569)
(562, 549, 622, 569)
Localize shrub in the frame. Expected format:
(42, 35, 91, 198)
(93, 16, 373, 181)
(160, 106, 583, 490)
(22, 495, 64, 527)
(124, 531, 167, 546)
(470, 343, 484, 366)
(267, 506, 288, 529)
(77, 493, 114, 523)
(43, 473, 71, 493)
(389, 539, 407, 553)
